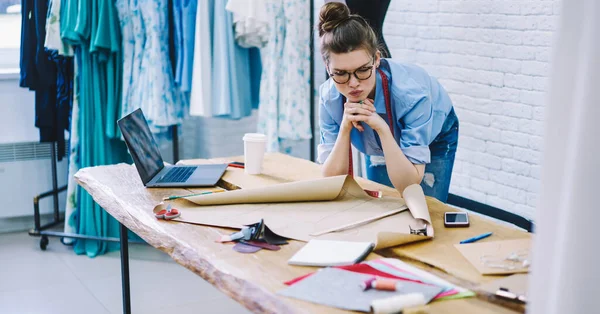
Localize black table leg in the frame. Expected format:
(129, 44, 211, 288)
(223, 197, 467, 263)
(119, 223, 131, 314)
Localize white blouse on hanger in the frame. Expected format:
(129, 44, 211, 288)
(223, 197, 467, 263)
(225, 0, 269, 48)
(189, 0, 213, 117)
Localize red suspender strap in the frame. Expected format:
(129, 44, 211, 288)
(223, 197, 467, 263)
(379, 68, 394, 138)
(344, 68, 392, 197)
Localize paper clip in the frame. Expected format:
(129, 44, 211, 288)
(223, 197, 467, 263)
(409, 225, 428, 236)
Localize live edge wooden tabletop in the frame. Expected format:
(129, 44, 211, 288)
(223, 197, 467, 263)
(75, 153, 530, 314)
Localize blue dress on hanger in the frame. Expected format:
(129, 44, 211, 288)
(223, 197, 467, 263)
(212, 0, 254, 119)
(180, 0, 198, 92)
(116, 0, 135, 135)
(117, 0, 185, 132)
(124, 0, 146, 121)
(257, 0, 312, 152)
(172, 0, 184, 86)
(141, 0, 187, 130)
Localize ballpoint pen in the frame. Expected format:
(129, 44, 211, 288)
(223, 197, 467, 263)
(459, 232, 493, 244)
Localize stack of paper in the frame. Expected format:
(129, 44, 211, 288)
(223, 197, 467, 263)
(284, 258, 474, 301)
(279, 268, 443, 312)
(288, 240, 375, 267)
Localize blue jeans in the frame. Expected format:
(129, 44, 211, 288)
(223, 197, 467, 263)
(365, 109, 459, 203)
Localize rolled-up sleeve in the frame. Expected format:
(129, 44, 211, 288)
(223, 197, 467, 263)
(317, 93, 339, 164)
(399, 95, 434, 165)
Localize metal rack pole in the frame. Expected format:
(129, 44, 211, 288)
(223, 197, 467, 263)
(120, 223, 132, 314)
(172, 125, 180, 163)
(309, 0, 316, 162)
(51, 142, 60, 222)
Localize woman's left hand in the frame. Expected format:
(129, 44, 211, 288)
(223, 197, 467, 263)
(347, 99, 390, 133)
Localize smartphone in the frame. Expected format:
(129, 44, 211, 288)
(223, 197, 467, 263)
(444, 212, 470, 227)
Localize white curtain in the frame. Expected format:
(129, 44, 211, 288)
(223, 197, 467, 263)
(528, 1, 600, 313)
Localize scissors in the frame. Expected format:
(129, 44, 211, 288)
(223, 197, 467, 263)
(155, 204, 181, 220)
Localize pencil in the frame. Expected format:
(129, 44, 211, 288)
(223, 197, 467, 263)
(162, 190, 225, 201)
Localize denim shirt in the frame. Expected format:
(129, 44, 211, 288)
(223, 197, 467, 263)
(317, 59, 454, 165)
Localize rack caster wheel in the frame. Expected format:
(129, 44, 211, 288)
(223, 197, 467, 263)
(40, 236, 49, 251)
(60, 237, 74, 246)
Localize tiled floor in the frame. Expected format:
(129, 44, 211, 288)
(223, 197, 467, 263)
(0, 231, 251, 314)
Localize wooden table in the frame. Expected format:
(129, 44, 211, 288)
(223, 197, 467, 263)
(75, 153, 530, 314)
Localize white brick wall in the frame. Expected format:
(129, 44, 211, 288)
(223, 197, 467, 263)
(384, 0, 561, 219)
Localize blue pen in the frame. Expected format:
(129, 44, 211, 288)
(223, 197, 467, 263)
(460, 232, 493, 244)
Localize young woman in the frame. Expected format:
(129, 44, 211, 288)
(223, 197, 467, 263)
(317, 2, 459, 202)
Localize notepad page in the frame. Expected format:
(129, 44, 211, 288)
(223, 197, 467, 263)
(288, 239, 374, 267)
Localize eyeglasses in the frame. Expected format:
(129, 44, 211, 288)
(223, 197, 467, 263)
(328, 60, 375, 84)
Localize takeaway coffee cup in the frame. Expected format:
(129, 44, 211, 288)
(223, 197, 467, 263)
(243, 133, 267, 175)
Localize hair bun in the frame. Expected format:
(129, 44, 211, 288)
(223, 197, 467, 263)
(318, 2, 351, 37)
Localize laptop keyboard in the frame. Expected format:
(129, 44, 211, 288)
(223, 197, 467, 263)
(157, 167, 197, 183)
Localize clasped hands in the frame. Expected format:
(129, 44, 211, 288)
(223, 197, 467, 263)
(341, 98, 389, 133)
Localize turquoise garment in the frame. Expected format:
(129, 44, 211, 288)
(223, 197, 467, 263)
(63, 0, 132, 257)
(249, 47, 262, 110)
(211, 0, 254, 119)
(317, 59, 454, 165)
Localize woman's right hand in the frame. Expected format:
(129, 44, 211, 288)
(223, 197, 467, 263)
(341, 100, 376, 133)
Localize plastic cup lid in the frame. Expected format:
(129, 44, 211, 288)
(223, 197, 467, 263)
(243, 133, 266, 142)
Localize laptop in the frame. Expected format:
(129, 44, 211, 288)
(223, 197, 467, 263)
(117, 108, 228, 188)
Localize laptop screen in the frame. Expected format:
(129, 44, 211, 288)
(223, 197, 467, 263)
(117, 109, 165, 185)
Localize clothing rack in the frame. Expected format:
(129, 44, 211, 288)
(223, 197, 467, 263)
(26, 140, 145, 249)
(28, 126, 180, 250)
(28, 142, 68, 250)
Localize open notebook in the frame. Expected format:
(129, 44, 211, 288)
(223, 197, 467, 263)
(288, 239, 375, 267)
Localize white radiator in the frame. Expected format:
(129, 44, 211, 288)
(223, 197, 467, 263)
(0, 142, 67, 219)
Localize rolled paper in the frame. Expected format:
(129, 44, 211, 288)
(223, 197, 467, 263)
(371, 293, 426, 314)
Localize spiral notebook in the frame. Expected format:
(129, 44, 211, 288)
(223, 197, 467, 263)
(288, 240, 375, 267)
